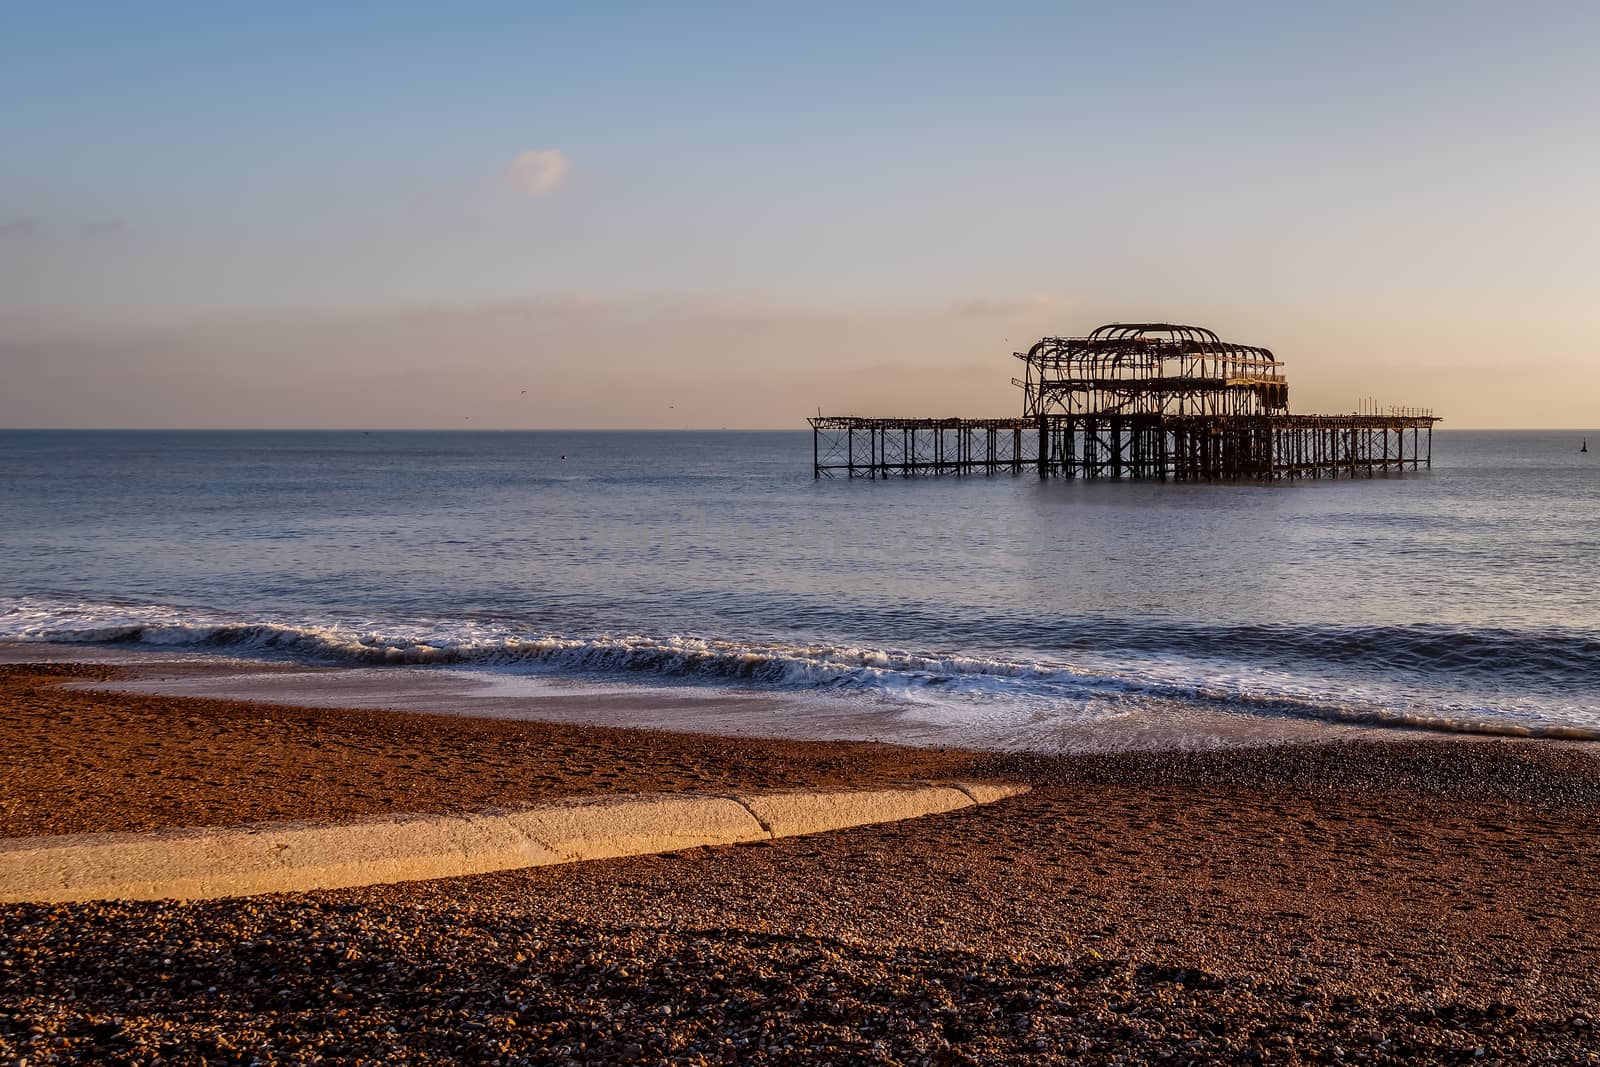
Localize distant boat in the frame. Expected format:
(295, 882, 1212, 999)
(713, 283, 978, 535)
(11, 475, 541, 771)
(1584, 437, 1590, 453)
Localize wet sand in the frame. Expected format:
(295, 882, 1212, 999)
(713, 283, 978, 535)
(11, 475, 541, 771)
(4, 639, 1442, 753)
(0, 664, 976, 839)
(4, 661, 1600, 1064)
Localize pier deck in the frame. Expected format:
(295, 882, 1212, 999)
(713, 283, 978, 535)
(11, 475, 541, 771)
(810, 413, 1437, 481)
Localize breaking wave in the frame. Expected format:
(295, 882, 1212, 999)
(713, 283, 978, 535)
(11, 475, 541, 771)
(3, 596, 1599, 742)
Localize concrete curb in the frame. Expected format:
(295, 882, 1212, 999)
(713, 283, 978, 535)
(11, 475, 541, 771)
(0, 782, 1029, 903)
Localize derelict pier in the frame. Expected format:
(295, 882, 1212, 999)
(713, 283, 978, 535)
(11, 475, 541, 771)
(810, 323, 1438, 481)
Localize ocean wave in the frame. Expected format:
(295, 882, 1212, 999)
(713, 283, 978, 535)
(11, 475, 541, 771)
(0, 596, 1111, 689)
(3, 596, 1598, 741)
(1021, 616, 1600, 692)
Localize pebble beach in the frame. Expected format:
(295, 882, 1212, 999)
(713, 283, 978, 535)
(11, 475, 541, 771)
(5, 662, 1600, 1064)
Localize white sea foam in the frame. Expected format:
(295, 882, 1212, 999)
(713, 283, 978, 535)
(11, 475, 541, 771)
(3, 595, 1598, 741)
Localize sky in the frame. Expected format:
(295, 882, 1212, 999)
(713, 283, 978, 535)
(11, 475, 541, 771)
(2, 1, 1598, 429)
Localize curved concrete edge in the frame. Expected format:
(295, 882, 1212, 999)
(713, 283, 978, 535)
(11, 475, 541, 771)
(0, 810, 556, 903)
(737, 784, 972, 839)
(503, 793, 767, 862)
(0, 781, 1029, 904)
(949, 781, 1032, 806)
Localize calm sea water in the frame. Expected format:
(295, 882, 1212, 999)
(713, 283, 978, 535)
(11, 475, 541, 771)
(2, 429, 1597, 741)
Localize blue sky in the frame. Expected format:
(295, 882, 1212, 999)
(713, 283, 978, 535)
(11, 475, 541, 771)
(3, 2, 1598, 426)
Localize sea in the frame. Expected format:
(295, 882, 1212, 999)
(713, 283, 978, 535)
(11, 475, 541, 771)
(1, 429, 1596, 748)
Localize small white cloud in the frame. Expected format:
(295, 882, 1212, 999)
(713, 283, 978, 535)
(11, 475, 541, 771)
(505, 149, 571, 197)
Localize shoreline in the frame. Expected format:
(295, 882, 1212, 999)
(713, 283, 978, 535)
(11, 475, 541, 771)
(8, 659, 1599, 840)
(7, 637, 1565, 754)
(0, 663, 982, 840)
(4, 658, 1600, 1062)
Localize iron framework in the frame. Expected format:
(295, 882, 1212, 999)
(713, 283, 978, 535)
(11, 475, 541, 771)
(1014, 322, 1287, 417)
(812, 322, 1438, 481)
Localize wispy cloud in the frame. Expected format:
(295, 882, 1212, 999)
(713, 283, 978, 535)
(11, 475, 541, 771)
(951, 294, 1072, 319)
(0, 217, 128, 242)
(4, 294, 1582, 428)
(78, 219, 127, 239)
(0, 217, 38, 241)
(505, 149, 571, 197)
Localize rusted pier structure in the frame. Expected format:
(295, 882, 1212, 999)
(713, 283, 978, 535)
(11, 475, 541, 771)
(811, 323, 1438, 481)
